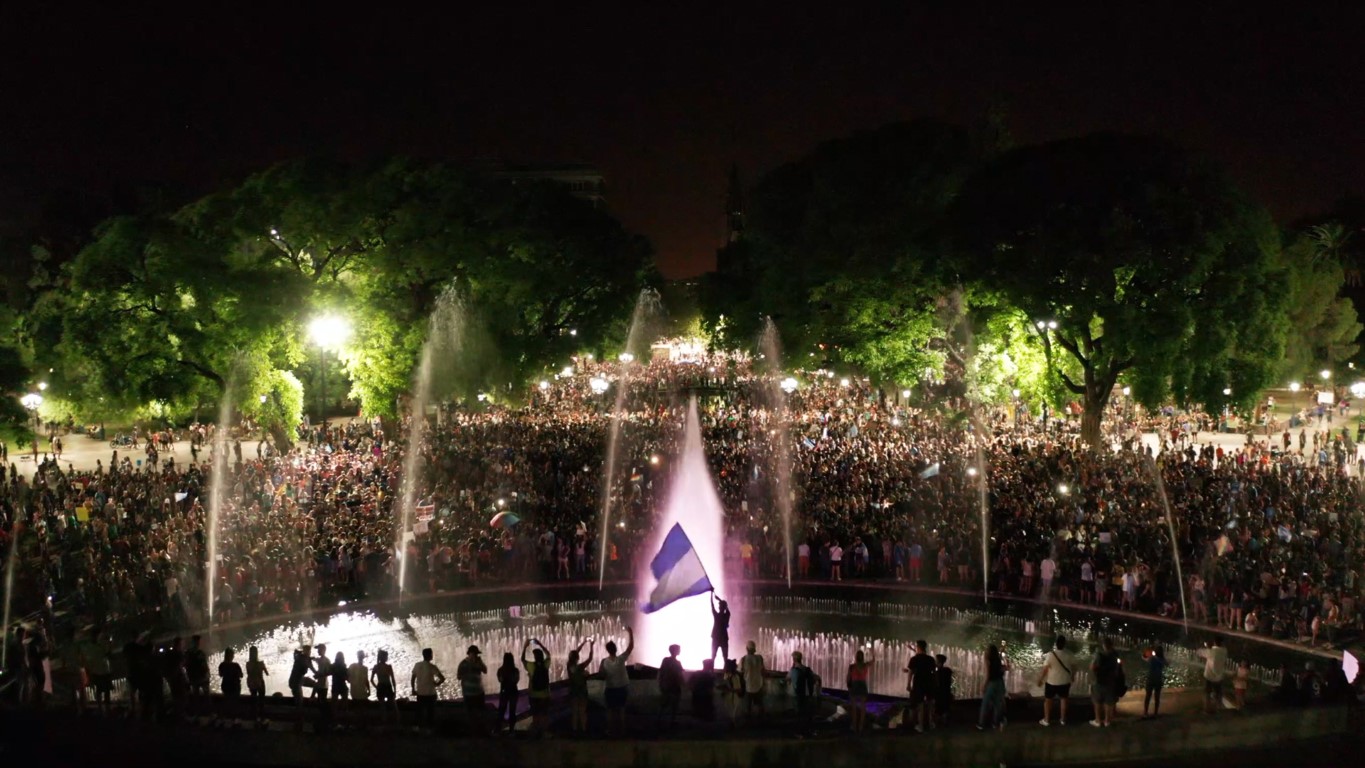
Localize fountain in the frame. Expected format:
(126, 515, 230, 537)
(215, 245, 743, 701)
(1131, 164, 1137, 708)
(206, 382, 234, 628)
(0, 512, 18, 670)
(636, 397, 736, 668)
(396, 287, 467, 601)
(757, 318, 794, 587)
(1147, 454, 1190, 634)
(597, 288, 662, 589)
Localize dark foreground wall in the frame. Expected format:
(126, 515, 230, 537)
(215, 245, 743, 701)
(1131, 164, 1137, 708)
(4, 706, 1357, 768)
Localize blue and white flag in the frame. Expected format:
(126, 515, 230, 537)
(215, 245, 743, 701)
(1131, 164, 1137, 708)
(642, 523, 713, 614)
(919, 462, 940, 479)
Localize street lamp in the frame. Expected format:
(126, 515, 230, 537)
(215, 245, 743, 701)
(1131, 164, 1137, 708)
(308, 314, 352, 424)
(589, 376, 609, 395)
(618, 352, 634, 363)
(20, 392, 42, 460)
(780, 377, 799, 394)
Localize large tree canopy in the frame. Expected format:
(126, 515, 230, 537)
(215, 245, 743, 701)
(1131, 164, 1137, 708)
(949, 134, 1291, 446)
(706, 120, 990, 384)
(40, 157, 654, 426)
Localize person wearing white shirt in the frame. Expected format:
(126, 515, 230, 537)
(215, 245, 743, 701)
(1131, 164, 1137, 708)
(1038, 636, 1075, 726)
(410, 647, 446, 728)
(600, 627, 634, 735)
(1040, 557, 1057, 599)
(739, 641, 768, 717)
(829, 543, 844, 582)
(1197, 637, 1227, 713)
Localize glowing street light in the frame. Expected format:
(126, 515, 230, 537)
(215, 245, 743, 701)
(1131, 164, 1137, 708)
(1013, 388, 1022, 398)
(1351, 382, 1365, 399)
(259, 394, 268, 404)
(618, 352, 635, 363)
(1321, 369, 1332, 381)
(1121, 386, 1130, 396)
(20, 392, 42, 410)
(650, 455, 660, 465)
(561, 365, 575, 378)
(967, 466, 978, 477)
(1057, 483, 1070, 495)
(780, 377, 799, 394)
(901, 389, 912, 399)
(37, 381, 47, 391)
(589, 376, 609, 395)
(1222, 387, 1232, 396)
(538, 380, 550, 391)
(307, 314, 351, 423)
(1289, 381, 1301, 393)
(839, 378, 851, 388)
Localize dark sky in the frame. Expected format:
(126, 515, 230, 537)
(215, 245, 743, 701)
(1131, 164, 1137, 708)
(3, 3, 1365, 278)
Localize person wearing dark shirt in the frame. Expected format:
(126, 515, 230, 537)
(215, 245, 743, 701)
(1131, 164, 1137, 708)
(906, 639, 937, 733)
(710, 593, 731, 664)
(933, 654, 953, 727)
(691, 658, 717, 722)
(219, 647, 244, 699)
(657, 644, 685, 728)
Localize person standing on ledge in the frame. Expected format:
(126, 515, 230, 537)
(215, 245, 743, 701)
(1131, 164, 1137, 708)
(740, 640, 768, 719)
(458, 645, 488, 735)
(1038, 635, 1075, 726)
(710, 593, 731, 664)
(600, 627, 634, 736)
(411, 647, 446, 731)
(657, 644, 685, 729)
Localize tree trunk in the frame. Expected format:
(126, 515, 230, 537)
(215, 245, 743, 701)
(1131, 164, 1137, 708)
(268, 423, 294, 453)
(1080, 403, 1104, 449)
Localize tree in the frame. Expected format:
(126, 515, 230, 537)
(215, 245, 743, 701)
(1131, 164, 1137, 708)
(1278, 232, 1361, 379)
(705, 120, 992, 386)
(949, 134, 1291, 447)
(40, 209, 309, 433)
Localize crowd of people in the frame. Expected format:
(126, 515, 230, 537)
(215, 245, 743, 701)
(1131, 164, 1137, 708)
(1, 353, 1363, 724)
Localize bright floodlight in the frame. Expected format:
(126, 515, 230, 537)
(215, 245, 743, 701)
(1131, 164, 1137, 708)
(589, 376, 609, 394)
(308, 314, 352, 351)
(1057, 483, 1070, 495)
(1321, 369, 1332, 380)
(1047, 320, 1058, 329)
(569, 328, 578, 337)
(1121, 386, 1130, 396)
(37, 381, 47, 391)
(1290, 381, 1301, 392)
(1013, 388, 1022, 398)
(780, 377, 799, 394)
(619, 352, 635, 363)
(901, 389, 912, 399)
(1223, 387, 1232, 396)
(20, 392, 42, 410)
(1352, 382, 1365, 399)
(839, 378, 851, 388)
(967, 466, 978, 477)
(538, 380, 550, 390)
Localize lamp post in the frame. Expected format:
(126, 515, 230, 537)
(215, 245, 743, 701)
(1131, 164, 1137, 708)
(1289, 381, 1301, 425)
(308, 314, 352, 425)
(20, 392, 42, 460)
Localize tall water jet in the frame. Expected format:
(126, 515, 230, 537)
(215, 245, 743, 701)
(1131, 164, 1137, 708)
(0, 512, 19, 670)
(1147, 454, 1190, 634)
(757, 318, 794, 588)
(637, 397, 736, 668)
(598, 288, 662, 589)
(397, 287, 467, 601)
(206, 383, 233, 628)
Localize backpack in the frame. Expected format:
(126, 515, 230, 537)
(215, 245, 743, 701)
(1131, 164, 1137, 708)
(531, 662, 549, 691)
(1114, 663, 1129, 698)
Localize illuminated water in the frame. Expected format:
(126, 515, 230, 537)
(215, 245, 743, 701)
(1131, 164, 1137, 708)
(219, 597, 1288, 701)
(635, 398, 736, 668)
(206, 384, 233, 627)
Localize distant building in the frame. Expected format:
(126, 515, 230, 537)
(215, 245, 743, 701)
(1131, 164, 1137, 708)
(478, 161, 606, 207)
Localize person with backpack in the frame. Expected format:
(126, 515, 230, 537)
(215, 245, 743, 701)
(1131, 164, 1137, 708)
(1038, 635, 1075, 726)
(1090, 637, 1120, 727)
(788, 651, 818, 734)
(522, 638, 551, 735)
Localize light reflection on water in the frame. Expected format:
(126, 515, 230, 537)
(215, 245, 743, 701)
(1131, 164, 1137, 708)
(228, 598, 1279, 700)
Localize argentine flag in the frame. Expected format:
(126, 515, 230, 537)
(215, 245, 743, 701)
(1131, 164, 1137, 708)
(642, 523, 713, 613)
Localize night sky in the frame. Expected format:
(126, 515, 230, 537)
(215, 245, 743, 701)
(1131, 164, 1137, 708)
(3, 4, 1364, 278)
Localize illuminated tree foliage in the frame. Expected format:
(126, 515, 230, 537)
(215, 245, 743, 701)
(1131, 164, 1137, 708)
(949, 134, 1291, 447)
